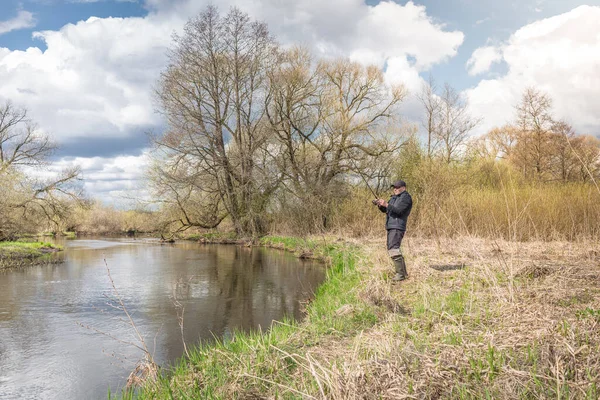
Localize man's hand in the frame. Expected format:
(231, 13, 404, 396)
(376, 199, 387, 207)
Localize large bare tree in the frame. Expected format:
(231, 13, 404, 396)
(265, 48, 407, 229)
(153, 6, 279, 236)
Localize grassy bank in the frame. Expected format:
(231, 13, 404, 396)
(0, 241, 63, 269)
(131, 236, 600, 399)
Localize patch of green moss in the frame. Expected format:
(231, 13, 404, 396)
(0, 241, 62, 260)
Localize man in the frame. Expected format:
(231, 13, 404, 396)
(375, 180, 413, 282)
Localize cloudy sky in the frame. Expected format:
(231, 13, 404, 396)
(1, 0, 599, 205)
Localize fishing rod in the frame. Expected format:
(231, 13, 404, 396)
(343, 149, 380, 203)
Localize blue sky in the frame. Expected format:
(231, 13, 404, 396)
(1, 0, 599, 203)
(1, 1, 146, 50)
(419, 0, 600, 88)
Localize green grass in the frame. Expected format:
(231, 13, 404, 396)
(576, 307, 600, 322)
(0, 241, 60, 254)
(0, 241, 62, 268)
(131, 235, 373, 399)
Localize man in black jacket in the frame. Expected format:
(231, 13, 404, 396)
(376, 180, 413, 282)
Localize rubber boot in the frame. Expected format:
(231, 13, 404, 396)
(392, 254, 407, 282)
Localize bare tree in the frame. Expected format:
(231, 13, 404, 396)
(512, 87, 556, 179)
(0, 101, 82, 240)
(13, 167, 83, 233)
(147, 159, 227, 237)
(573, 135, 600, 183)
(264, 47, 323, 199)
(547, 120, 600, 183)
(0, 101, 55, 173)
(436, 83, 481, 163)
(417, 79, 480, 163)
(265, 48, 407, 229)
(487, 125, 519, 160)
(319, 59, 407, 181)
(469, 125, 519, 160)
(550, 121, 578, 182)
(154, 6, 279, 237)
(417, 75, 441, 159)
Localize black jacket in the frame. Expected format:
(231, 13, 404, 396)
(379, 191, 412, 231)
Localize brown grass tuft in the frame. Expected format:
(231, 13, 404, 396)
(126, 355, 159, 388)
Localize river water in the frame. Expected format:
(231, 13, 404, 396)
(0, 238, 325, 399)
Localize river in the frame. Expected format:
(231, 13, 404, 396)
(0, 238, 325, 399)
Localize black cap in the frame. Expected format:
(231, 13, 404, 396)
(390, 180, 406, 188)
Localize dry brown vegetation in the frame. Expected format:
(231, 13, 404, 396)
(64, 202, 158, 235)
(233, 237, 600, 398)
(305, 239, 596, 398)
(336, 236, 600, 398)
(267, 175, 600, 242)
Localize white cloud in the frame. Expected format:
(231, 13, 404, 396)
(46, 153, 152, 206)
(0, 10, 36, 35)
(0, 15, 176, 142)
(384, 56, 423, 94)
(466, 45, 503, 76)
(466, 5, 600, 136)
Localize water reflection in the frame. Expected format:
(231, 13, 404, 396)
(0, 239, 324, 400)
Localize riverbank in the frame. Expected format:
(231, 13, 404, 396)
(132, 236, 600, 399)
(0, 241, 63, 269)
(180, 232, 338, 259)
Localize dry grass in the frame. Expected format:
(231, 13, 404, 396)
(126, 355, 160, 388)
(299, 183, 600, 242)
(269, 237, 599, 398)
(300, 236, 600, 399)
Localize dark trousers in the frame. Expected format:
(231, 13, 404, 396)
(387, 229, 405, 251)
